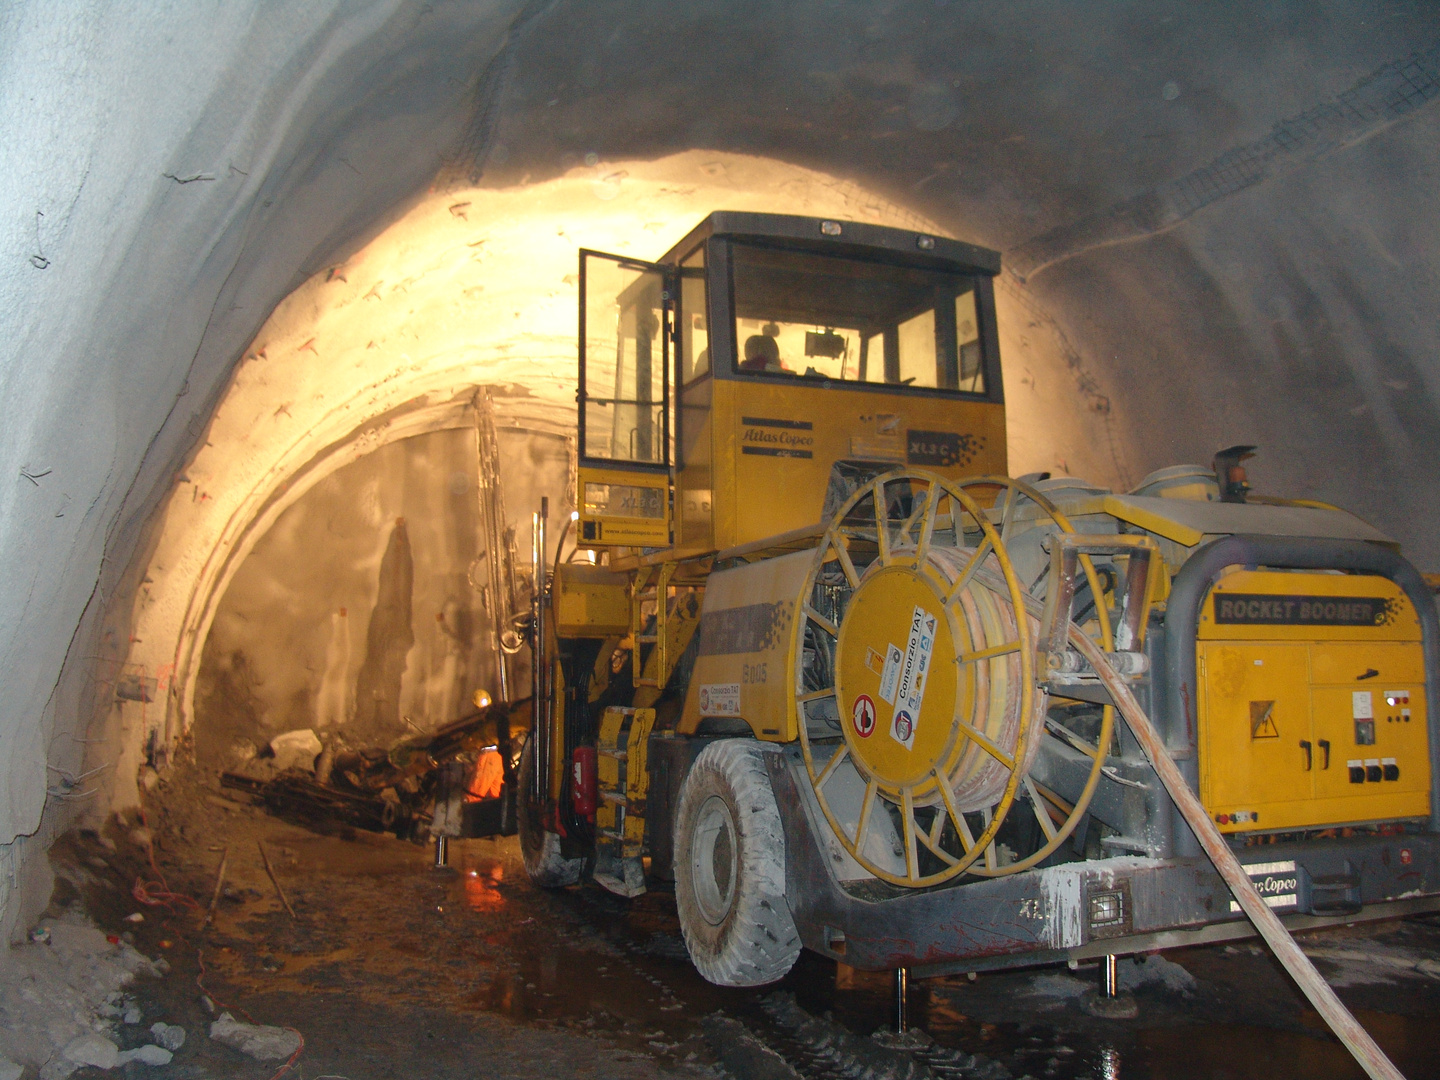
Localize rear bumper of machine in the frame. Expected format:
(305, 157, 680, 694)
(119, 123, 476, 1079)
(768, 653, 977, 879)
(766, 751, 1440, 974)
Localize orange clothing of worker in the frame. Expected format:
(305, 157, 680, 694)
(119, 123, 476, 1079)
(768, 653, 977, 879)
(466, 749, 504, 800)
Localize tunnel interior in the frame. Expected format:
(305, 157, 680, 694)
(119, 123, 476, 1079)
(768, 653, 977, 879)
(192, 423, 571, 774)
(5, 3, 1440, 1078)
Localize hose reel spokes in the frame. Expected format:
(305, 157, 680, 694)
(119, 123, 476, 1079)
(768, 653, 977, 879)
(949, 477, 1129, 877)
(796, 472, 1041, 886)
(795, 472, 1136, 885)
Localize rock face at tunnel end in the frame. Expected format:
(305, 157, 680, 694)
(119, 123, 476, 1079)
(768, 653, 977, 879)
(352, 519, 416, 746)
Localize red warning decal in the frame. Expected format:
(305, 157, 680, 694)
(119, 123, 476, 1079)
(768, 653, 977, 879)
(851, 694, 877, 738)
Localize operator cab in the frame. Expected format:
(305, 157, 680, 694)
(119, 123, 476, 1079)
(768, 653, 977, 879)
(576, 212, 1008, 553)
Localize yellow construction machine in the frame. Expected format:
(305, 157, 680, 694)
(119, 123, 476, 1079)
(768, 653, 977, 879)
(516, 212, 1440, 987)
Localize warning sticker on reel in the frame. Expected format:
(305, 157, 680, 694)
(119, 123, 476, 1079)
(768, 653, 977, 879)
(889, 605, 937, 750)
(851, 694, 876, 738)
(878, 643, 903, 705)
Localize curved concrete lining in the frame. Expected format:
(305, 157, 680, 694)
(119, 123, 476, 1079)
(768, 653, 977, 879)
(4, 0, 1440, 939)
(120, 151, 1123, 817)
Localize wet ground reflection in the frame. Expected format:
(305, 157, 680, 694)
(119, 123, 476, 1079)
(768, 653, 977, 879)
(85, 781, 1440, 1080)
(436, 837, 1440, 1078)
(462, 860, 507, 912)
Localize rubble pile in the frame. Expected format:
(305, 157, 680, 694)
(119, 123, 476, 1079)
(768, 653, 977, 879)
(0, 914, 177, 1079)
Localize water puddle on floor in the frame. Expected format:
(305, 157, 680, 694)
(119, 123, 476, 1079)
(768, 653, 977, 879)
(105, 782, 1440, 1080)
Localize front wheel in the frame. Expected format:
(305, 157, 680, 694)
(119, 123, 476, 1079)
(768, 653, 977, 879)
(674, 739, 800, 986)
(518, 734, 581, 887)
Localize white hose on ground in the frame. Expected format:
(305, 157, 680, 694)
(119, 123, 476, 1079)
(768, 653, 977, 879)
(1067, 626, 1406, 1080)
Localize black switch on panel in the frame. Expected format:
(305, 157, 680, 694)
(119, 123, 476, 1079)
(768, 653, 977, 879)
(1349, 764, 1366, 784)
(1366, 763, 1383, 783)
(1383, 763, 1400, 782)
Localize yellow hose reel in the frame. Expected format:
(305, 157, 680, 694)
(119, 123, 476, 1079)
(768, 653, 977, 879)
(793, 471, 1116, 887)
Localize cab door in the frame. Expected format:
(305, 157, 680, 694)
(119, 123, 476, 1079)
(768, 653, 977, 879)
(577, 251, 673, 547)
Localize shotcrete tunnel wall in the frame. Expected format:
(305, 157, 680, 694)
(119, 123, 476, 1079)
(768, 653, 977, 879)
(192, 424, 569, 774)
(3, 0, 1440, 940)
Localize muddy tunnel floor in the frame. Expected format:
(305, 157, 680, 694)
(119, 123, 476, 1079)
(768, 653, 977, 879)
(41, 763, 1440, 1080)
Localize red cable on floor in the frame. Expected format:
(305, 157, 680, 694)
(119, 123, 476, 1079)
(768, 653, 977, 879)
(196, 948, 305, 1080)
(131, 808, 200, 911)
(132, 794, 304, 1076)
(266, 1034, 306, 1080)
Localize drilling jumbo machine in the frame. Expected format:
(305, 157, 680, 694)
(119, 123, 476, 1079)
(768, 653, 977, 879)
(517, 212, 1440, 1002)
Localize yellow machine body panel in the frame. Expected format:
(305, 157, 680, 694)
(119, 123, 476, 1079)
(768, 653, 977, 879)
(1196, 570, 1430, 832)
(576, 464, 670, 547)
(552, 563, 631, 638)
(678, 550, 812, 742)
(691, 377, 1007, 552)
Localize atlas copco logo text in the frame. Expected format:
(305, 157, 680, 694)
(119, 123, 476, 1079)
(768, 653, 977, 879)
(739, 416, 816, 459)
(1254, 872, 1297, 898)
(742, 427, 814, 449)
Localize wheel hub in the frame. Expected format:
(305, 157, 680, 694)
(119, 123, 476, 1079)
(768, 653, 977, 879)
(691, 795, 738, 926)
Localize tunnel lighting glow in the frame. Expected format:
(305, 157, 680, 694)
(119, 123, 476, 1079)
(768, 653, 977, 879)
(118, 151, 960, 801)
(117, 149, 1102, 811)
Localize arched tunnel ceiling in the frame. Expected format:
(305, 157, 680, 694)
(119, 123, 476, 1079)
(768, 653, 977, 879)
(480, 0, 1440, 530)
(120, 146, 1159, 826)
(120, 153, 958, 797)
(2, 0, 1439, 929)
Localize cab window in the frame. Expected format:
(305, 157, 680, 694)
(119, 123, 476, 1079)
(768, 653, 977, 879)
(679, 246, 709, 384)
(729, 242, 985, 395)
(580, 252, 667, 465)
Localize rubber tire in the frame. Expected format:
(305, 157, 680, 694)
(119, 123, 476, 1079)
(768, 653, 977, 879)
(674, 739, 801, 986)
(518, 734, 582, 888)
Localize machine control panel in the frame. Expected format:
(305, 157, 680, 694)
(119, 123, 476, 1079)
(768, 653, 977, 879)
(1196, 570, 1430, 833)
